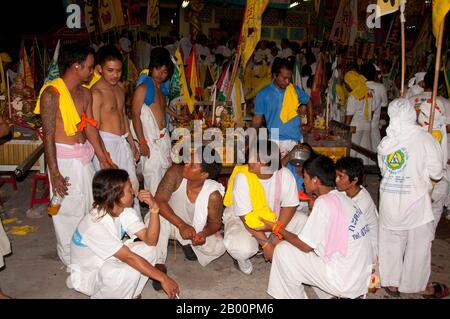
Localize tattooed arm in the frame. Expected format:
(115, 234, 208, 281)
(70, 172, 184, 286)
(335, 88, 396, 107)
(40, 87, 68, 197)
(155, 165, 196, 240)
(192, 190, 224, 246)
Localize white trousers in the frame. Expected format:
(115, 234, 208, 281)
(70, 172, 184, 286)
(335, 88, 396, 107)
(87, 243, 156, 299)
(141, 136, 171, 196)
(370, 122, 381, 152)
(93, 131, 142, 221)
(268, 241, 346, 299)
(0, 222, 11, 268)
(378, 222, 434, 293)
(431, 178, 449, 234)
(351, 130, 373, 165)
(50, 158, 95, 266)
(223, 210, 308, 265)
(148, 213, 226, 267)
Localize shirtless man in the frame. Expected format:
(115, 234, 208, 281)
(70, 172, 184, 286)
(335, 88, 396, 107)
(131, 47, 174, 195)
(35, 45, 112, 266)
(91, 45, 142, 220)
(152, 146, 226, 290)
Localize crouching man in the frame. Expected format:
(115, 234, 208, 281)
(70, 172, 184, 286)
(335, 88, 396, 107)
(67, 169, 179, 299)
(267, 156, 373, 299)
(223, 140, 306, 275)
(152, 146, 226, 290)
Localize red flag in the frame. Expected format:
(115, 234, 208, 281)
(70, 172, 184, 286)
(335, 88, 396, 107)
(311, 53, 327, 106)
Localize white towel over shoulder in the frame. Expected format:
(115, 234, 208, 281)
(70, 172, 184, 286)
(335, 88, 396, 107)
(192, 180, 225, 233)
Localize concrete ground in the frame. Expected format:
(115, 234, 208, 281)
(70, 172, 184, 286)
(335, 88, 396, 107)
(0, 173, 449, 299)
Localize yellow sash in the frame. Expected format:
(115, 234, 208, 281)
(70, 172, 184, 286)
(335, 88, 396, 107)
(34, 78, 81, 137)
(279, 83, 299, 123)
(344, 71, 370, 120)
(224, 165, 277, 229)
(82, 71, 101, 89)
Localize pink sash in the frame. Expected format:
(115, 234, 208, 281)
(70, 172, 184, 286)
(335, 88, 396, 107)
(56, 142, 94, 165)
(322, 193, 348, 263)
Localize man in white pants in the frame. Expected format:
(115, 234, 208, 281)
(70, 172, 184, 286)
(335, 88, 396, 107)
(153, 146, 226, 289)
(377, 98, 445, 297)
(267, 156, 373, 299)
(91, 45, 142, 220)
(35, 45, 113, 266)
(344, 70, 375, 165)
(223, 140, 305, 275)
(68, 169, 179, 299)
(131, 48, 173, 196)
(410, 71, 450, 234)
(361, 63, 388, 152)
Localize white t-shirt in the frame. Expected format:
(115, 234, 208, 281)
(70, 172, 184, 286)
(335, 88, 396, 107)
(299, 190, 372, 298)
(70, 207, 145, 271)
(366, 81, 388, 129)
(351, 187, 378, 262)
(378, 132, 443, 230)
(346, 94, 375, 131)
(231, 167, 299, 217)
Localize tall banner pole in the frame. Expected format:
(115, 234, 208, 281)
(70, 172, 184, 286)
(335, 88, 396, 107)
(400, 2, 406, 97)
(428, 18, 446, 133)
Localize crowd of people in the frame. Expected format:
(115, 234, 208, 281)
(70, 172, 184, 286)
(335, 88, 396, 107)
(1, 31, 450, 300)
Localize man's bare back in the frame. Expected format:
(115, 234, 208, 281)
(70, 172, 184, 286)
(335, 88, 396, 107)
(91, 78, 127, 136)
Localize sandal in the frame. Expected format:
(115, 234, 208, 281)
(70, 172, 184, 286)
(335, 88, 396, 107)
(383, 287, 400, 298)
(422, 282, 450, 299)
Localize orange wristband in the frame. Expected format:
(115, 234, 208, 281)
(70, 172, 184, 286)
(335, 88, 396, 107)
(272, 221, 284, 240)
(138, 139, 147, 145)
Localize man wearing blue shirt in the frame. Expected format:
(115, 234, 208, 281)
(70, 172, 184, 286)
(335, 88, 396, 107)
(252, 58, 313, 158)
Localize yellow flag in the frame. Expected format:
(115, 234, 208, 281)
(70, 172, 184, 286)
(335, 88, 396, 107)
(146, 0, 159, 27)
(20, 46, 34, 90)
(175, 49, 195, 113)
(432, 0, 450, 40)
(240, 0, 269, 69)
(98, 0, 125, 32)
(376, 0, 405, 18)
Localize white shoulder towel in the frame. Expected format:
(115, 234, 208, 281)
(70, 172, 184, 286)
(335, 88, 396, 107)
(192, 180, 225, 233)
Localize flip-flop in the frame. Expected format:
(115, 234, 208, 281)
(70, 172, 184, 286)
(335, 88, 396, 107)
(422, 282, 449, 299)
(383, 287, 400, 298)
